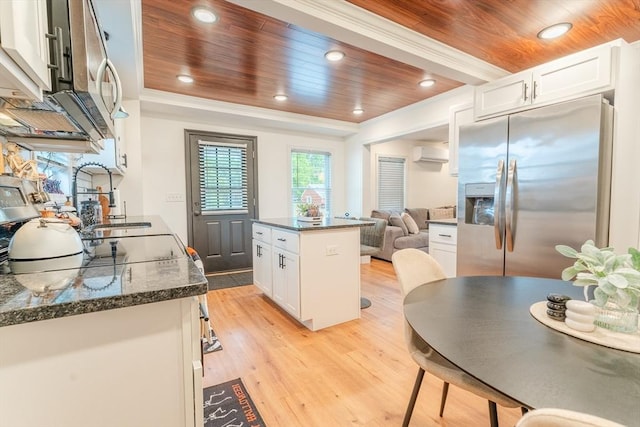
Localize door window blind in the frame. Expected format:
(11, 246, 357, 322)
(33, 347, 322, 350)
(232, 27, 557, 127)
(377, 156, 405, 210)
(198, 141, 248, 213)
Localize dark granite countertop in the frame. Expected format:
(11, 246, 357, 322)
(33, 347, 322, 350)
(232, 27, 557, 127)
(252, 217, 373, 231)
(427, 218, 458, 226)
(0, 216, 207, 327)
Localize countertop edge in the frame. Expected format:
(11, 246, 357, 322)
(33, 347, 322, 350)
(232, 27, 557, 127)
(0, 281, 207, 327)
(427, 219, 458, 226)
(253, 217, 373, 231)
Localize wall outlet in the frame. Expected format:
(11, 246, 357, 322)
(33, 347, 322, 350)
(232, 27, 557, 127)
(326, 245, 339, 256)
(166, 193, 184, 202)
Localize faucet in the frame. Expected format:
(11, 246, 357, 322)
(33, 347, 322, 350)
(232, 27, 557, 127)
(72, 162, 116, 211)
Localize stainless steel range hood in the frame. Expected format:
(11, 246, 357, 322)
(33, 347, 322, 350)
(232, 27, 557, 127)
(0, 0, 124, 153)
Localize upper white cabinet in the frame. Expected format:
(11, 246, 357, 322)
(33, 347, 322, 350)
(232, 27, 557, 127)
(447, 102, 474, 176)
(78, 119, 127, 174)
(0, 0, 51, 100)
(475, 42, 617, 119)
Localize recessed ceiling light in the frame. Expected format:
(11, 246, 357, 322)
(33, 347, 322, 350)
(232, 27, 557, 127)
(537, 22, 572, 40)
(325, 50, 345, 62)
(419, 79, 436, 88)
(192, 6, 217, 24)
(177, 74, 194, 83)
(274, 94, 288, 101)
(353, 108, 364, 115)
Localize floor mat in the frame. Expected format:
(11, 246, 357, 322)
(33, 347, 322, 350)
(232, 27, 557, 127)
(203, 378, 267, 426)
(207, 271, 253, 290)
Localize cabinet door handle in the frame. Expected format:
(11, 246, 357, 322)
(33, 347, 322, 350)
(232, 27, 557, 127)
(277, 238, 286, 242)
(256, 231, 263, 235)
(257, 245, 261, 257)
(282, 255, 286, 269)
(533, 80, 538, 100)
(523, 82, 529, 101)
(438, 234, 452, 238)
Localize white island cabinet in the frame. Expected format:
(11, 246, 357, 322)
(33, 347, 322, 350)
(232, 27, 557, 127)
(252, 218, 370, 331)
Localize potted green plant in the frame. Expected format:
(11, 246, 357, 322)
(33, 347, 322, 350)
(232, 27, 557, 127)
(296, 202, 321, 218)
(556, 240, 640, 333)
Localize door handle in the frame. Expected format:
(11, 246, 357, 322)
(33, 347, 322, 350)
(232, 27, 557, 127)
(108, 59, 124, 120)
(96, 58, 124, 120)
(46, 27, 66, 80)
(193, 201, 201, 216)
(505, 159, 517, 252)
(494, 159, 505, 250)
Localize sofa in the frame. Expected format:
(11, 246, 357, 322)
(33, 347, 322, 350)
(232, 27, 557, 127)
(370, 207, 455, 261)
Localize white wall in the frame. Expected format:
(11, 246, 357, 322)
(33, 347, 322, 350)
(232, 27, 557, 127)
(135, 110, 346, 244)
(346, 85, 473, 215)
(368, 140, 457, 212)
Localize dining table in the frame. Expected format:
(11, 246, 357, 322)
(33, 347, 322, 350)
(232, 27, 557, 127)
(403, 275, 640, 426)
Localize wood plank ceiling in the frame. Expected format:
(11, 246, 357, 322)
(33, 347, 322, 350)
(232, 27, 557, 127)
(141, 0, 640, 123)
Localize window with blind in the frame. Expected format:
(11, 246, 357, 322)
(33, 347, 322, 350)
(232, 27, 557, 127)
(198, 141, 248, 214)
(377, 156, 406, 210)
(291, 149, 332, 217)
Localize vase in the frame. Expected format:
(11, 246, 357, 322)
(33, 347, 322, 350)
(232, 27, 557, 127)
(592, 300, 639, 334)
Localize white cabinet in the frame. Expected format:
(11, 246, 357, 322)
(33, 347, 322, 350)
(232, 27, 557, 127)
(0, 0, 51, 100)
(251, 222, 361, 331)
(270, 228, 300, 317)
(252, 224, 272, 297)
(475, 42, 617, 119)
(429, 223, 457, 277)
(0, 297, 203, 427)
(272, 247, 300, 318)
(448, 102, 474, 176)
(79, 119, 128, 174)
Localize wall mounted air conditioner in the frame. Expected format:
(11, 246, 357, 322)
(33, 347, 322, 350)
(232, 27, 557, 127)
(412, 145, 449, 163)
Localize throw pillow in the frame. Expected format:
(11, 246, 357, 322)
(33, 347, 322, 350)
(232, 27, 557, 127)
(389, 214, 408, 235)
(405, 208, 429, 230)
(371, 209, 392, 224)
(401, 212, 420, 234)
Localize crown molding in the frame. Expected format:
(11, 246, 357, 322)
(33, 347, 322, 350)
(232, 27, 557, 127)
(227, 0, 508, 85)
(139, 89, 359, 138)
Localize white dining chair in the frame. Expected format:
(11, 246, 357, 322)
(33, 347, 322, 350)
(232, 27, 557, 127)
(392, 248, 522, 427)
(516, 408, 626, 427)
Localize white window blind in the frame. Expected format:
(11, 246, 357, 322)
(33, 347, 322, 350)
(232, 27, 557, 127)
(291, 149, 332, 217)
(198, 141, 248, 213)
(378, 156, 405, 210)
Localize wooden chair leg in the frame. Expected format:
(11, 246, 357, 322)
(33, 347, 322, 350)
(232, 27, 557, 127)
(438, 382, 450, 417)
(488, 400, 499, 427)
(402, 367, 425, 427)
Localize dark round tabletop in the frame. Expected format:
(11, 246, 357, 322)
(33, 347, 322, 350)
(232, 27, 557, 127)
(403, 276, 640, 426)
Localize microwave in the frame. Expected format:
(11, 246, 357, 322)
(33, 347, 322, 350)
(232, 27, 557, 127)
(0, 0, 123, 149)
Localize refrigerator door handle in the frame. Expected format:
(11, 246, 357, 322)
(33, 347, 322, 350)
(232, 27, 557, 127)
(505, 159, 517, 252)
(494, 159, 505, 250)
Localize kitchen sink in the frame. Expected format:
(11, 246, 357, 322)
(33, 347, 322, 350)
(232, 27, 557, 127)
(90, 222, 152, 231)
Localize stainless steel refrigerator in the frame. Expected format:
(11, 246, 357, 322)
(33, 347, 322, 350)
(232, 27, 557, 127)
(456, 94, 613, 278)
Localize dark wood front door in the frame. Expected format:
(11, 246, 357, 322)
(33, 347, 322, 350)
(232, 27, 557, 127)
(185, 130, 258, 273)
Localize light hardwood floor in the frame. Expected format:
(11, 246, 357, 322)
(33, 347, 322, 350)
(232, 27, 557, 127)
(203, 259, 522, 426)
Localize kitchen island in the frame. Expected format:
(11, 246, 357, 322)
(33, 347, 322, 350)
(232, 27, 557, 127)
(252, 217, 371, 331)
(0, 216, 207, 427)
